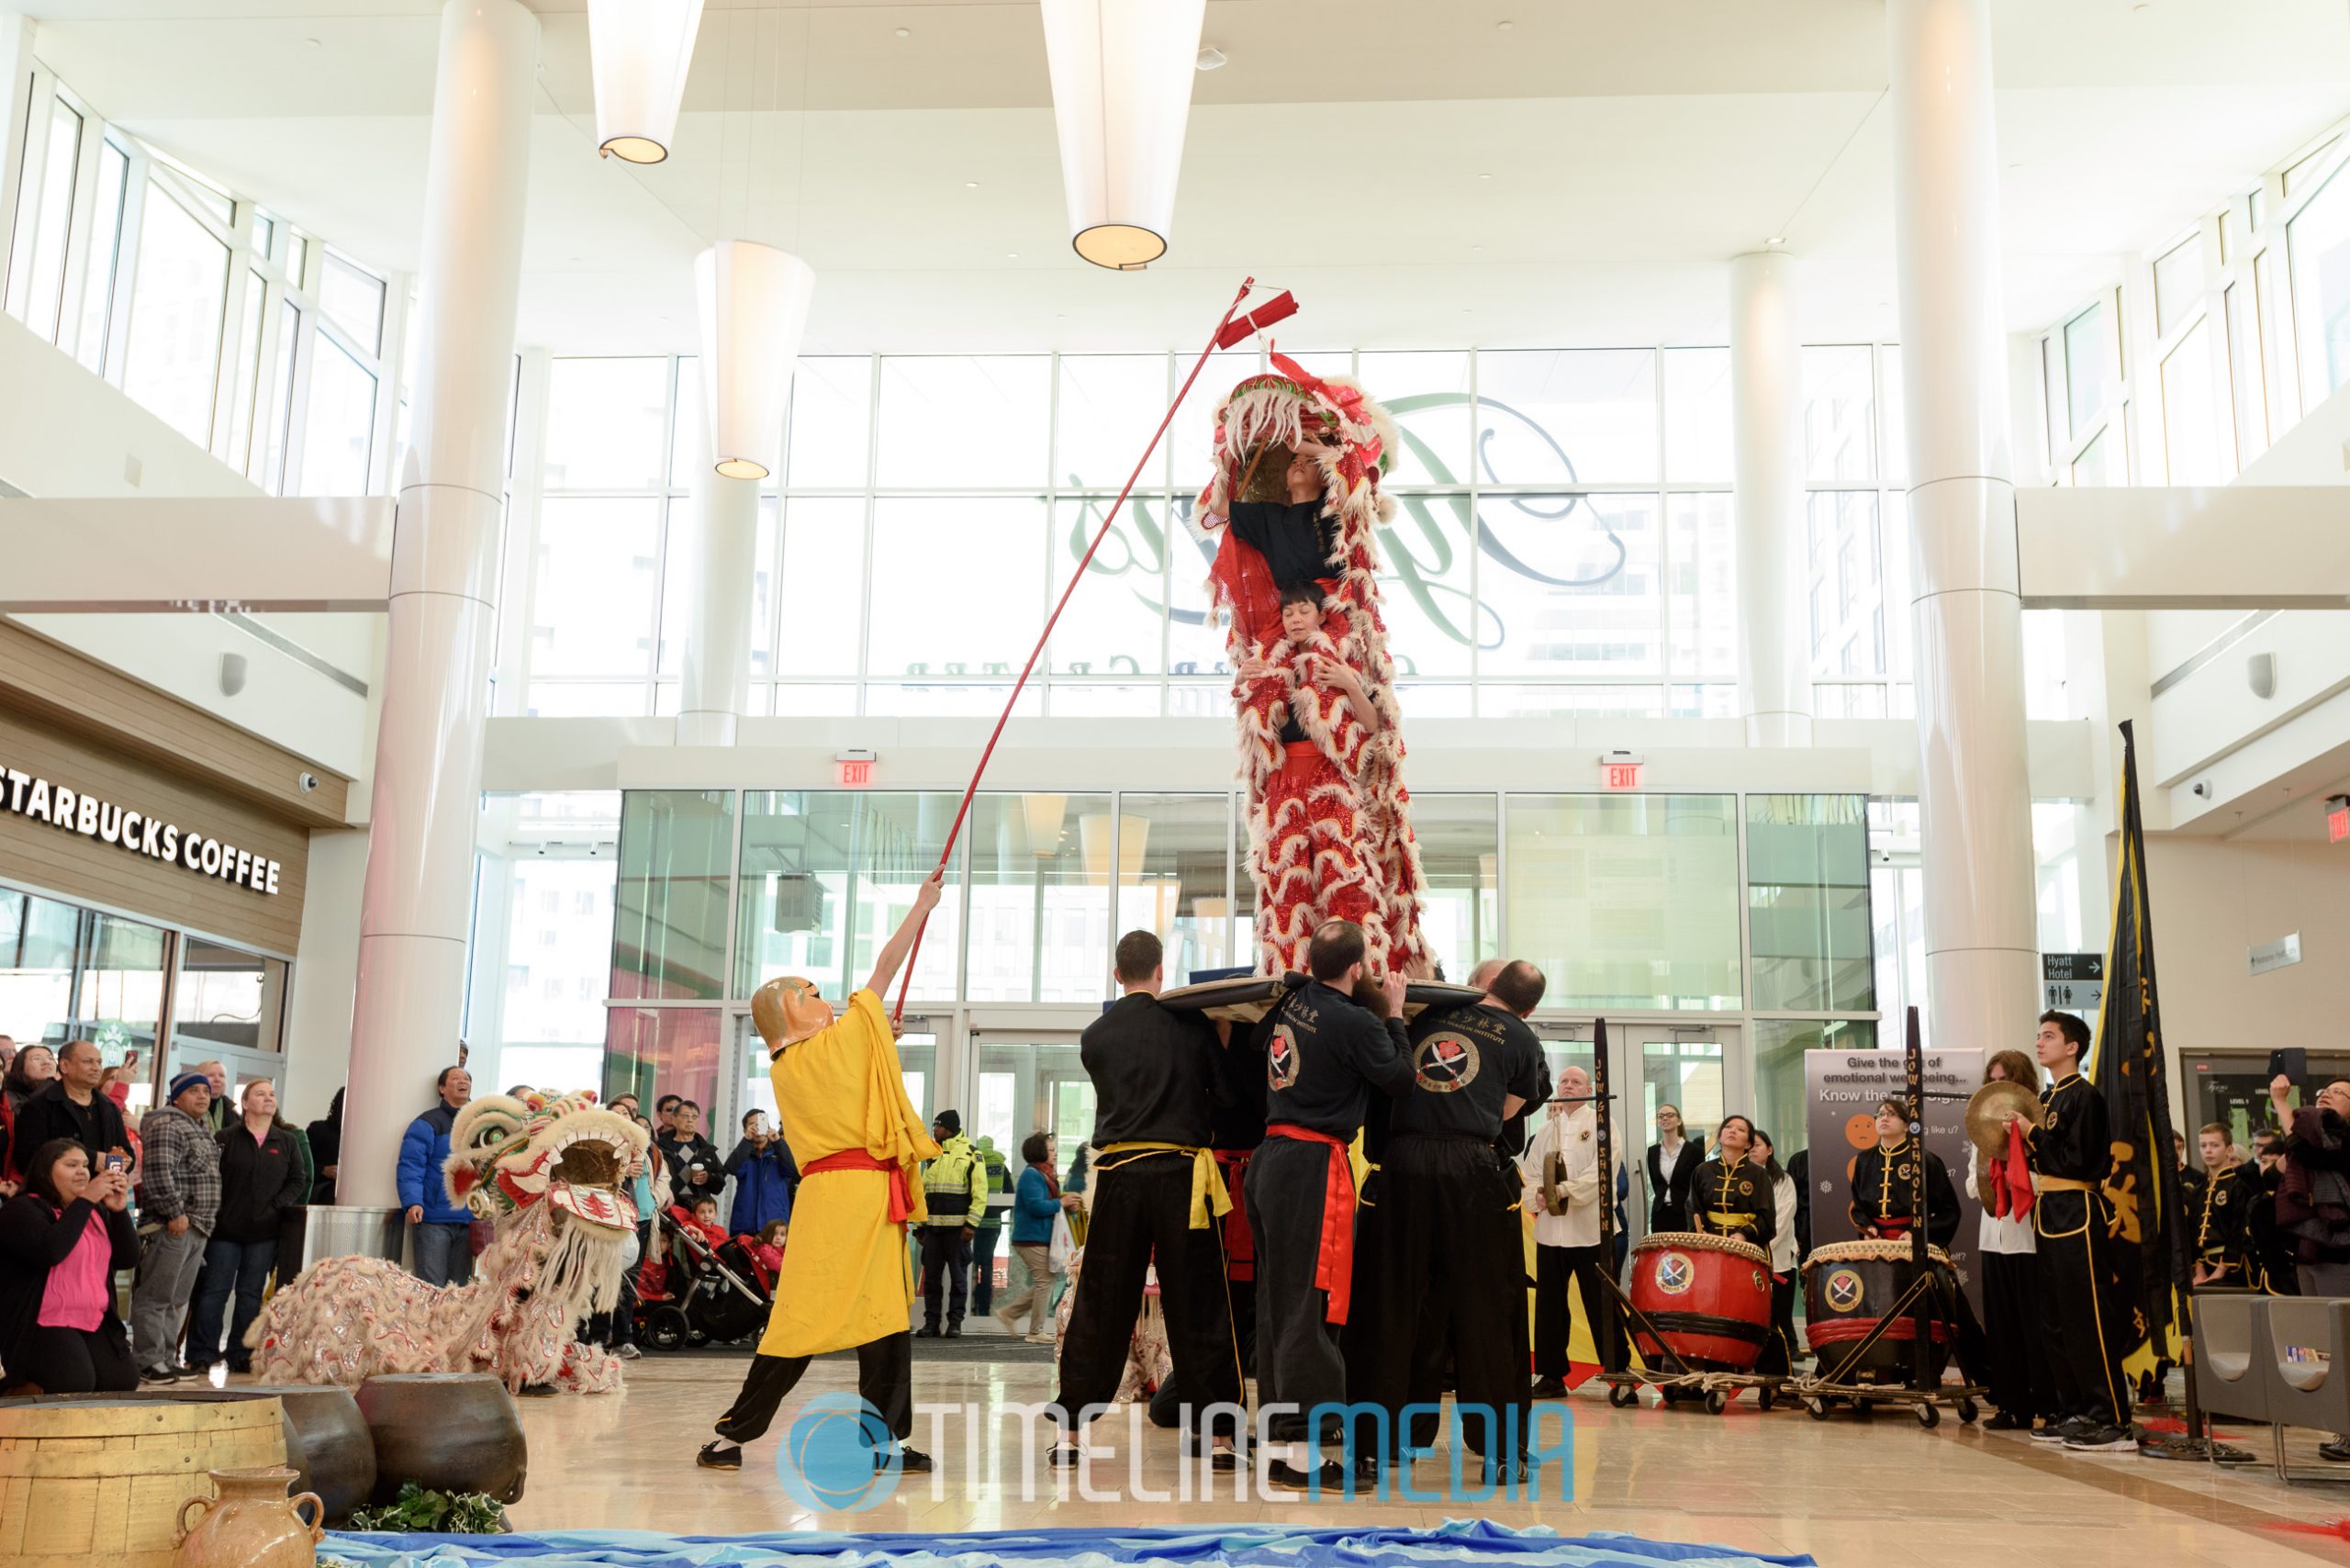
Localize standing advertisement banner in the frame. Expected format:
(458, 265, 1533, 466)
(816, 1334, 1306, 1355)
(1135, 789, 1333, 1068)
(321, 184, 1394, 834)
(1803, 1047, 1985, 1312)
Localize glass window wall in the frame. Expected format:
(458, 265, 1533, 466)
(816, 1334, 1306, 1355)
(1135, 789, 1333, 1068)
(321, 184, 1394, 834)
(1745, 794, 1874, 1012)
(612, 790, 735, 1002)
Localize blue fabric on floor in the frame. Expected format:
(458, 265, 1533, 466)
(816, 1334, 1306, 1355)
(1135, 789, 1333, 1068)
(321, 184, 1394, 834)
(320, 1519, 1814, 1568)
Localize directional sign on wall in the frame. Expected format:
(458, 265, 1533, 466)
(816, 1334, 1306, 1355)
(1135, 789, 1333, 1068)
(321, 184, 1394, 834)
(2042, 951, 2104, 1015)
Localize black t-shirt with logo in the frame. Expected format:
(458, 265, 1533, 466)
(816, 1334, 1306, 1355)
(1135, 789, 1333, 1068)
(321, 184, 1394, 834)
(1252, 978, 1415, 1140)
(1393, 1000, 1546, 1141)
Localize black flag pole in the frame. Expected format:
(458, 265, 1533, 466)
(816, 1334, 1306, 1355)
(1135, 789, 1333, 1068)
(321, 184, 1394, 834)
(1593, 1015, 1620, 1372)
(1905, 1005, 1930, 1394)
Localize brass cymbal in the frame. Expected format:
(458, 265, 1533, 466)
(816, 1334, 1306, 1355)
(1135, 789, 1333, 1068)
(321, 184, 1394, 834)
(1965, 1080, 2042, 1159)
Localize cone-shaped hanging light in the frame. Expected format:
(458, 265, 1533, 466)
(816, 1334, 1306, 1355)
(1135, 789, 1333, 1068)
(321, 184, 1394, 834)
(693, 241, 815, 480)
(1038, 0, 1208, 270)
(588, 0, 707, 164)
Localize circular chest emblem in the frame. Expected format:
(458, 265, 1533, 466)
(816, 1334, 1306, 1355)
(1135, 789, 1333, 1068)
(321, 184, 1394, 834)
(1267, 1025, 1302, 1092)
(1413, 1031, 1481, 1094)
(1824, 1268, 1864, 1313)
(1653, 1252, 1695, 1295)
(2216, 1192, 2230, 1207)
(1897, 1162, 1914, 1182)
(1736, 1179, 1752, 1196)
(1751, 1268, 1769, 1293)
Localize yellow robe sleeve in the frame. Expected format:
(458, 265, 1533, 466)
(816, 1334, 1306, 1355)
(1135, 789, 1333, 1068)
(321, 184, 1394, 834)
(847, 988, 941, 1223)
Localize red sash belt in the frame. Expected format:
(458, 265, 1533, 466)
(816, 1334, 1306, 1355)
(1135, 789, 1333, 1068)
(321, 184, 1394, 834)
(1267, 1123, 1355, 1326)
(1282, 740, 1319, 765)
(803, 1148, 915, 1226)
(1216, 1148, 1256, 1280)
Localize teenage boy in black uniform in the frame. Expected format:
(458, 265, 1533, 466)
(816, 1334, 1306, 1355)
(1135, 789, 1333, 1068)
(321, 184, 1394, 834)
(2191, 1122, 2261, 1286)
(1046, 931, 1243, 1468)
(2012, 1009, 2133, 1452)
(1243, 919, 1414, 1492)
(1344, 959, 1545, 1478)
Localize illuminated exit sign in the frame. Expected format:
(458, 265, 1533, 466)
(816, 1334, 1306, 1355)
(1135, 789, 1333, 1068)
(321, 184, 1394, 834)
(1600, 751, 1644, 791)
(836, 750, 877, 788)
(2330, 796, 2350, 844)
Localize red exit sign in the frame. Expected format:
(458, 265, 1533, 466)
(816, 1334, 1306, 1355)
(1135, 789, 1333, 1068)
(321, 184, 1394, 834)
(837, 758, 874, 787)
(2330, 801, 2349, 844)
(1602, 762, 1642, 791)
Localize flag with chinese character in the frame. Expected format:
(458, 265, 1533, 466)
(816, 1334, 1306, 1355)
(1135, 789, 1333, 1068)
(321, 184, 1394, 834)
(2087, 719, 2189, 1374)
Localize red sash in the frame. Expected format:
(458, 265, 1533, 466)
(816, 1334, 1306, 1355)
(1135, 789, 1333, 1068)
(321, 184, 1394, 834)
(1266, 1123, 1355, 1326)
(1216, 1148, 1256, 1280)
(803, 1148, 915, 1226)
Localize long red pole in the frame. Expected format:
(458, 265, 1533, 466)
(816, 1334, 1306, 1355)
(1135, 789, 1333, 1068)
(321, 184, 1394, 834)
(890, 275, 1259, 1021)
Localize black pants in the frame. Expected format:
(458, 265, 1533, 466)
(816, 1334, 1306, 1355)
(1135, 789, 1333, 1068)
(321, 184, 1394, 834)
(1982, 1249, 2053, 1420)
(2035, 1191, 2130, 1428)
(1050, 1153, 1242, 1439)
(17, 1319, 138, 1394)
(1245, 1135, 1350, 1444)
(918, 1227, 970, 1328)
(1756, 1271, 1797, 1377)
(1342, 1137, 1528, 1460)
(1533, 1242, 1617, 1378)
(713, 1331, 913, 1446)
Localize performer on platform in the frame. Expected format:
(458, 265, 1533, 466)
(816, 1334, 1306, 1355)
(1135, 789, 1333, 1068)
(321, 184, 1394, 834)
(1046, 931, 1243, 1469)
(2191, 1122, 2260, 1286)
(1344, 959, 1546, 1474)
(2009, 1010, 2133, 1452)
(1751, 1128, 1800, 1377)
(1969, 1048, 2053, 1430)
(1237, 587, 1390, 969)
(1525, 1060, 1625, 1397)
(1243, 919, 1413, 1491)
(699, 872, 944, 1473)
(1689, 1115, 1775, 1249)
(1849, 1098, 1962, 1247)
(1646, 1105, 1704, 1232)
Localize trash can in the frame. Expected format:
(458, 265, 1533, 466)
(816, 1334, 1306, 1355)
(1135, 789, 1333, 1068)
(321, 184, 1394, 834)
(301, 1204, 405, 1271)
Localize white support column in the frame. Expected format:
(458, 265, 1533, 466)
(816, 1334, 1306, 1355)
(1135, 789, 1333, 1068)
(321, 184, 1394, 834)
(677, 465, 757, 747)
(1729, 250, 1813, 747)
(340, 0, 537, 1211)
(1888, 0, 2041, 1050)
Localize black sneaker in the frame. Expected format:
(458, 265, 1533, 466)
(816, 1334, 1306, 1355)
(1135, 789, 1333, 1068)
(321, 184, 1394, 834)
(1485, 1452, 1530, 1486)
(2031, 1417, 2089, 1444)
(1985, 1410, 2030, 1430)
(945, 1323, 962, 1338)
(1265, 1459, 1346, 1493)
(1047, 1444, 1081, 1469)
(890, 1445, 934, 1473)
(1529, 1376, 1568, 1399)
(696, 1441, 743, 1470)
(915, 1325, 942, 1338)
(2062, 1425, 2138, 1454)
(165, 1362, 203, 1379)
(139, 1364, 183, 1384)
(2320, 1438, 2350, 1462)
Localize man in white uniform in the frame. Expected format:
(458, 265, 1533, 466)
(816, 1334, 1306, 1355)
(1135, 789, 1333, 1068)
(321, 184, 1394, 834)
(1524, 1066, 1624, 1395)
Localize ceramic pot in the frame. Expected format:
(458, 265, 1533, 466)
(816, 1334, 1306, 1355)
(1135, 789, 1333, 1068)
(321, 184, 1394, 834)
(357, 1372, 528, 1504)
(173, 1466, 323, 1568)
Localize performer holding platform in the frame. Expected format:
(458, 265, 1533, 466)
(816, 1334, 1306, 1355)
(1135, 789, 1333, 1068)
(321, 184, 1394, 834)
(699, 873, 944, 1473)
(1046, 932, 1243, 1466)
(1848, 1098, 1962, 1246)
(2010, 1010, 2133, 1452)
(2191, 1122, 2261, 1286)
(1525, 1059, 1627, 1395)
(1689, 1115, 1777, 1249)
(1243, 919, 1414, 1491)
(1344, 959, 1547, 1473)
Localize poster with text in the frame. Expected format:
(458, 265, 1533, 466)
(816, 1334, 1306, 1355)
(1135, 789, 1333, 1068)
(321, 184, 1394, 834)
(1803, 1047, 1985, 1312)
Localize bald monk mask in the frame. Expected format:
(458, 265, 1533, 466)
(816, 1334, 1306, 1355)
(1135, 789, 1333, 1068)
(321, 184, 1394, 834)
(752, 975, 834, 1052)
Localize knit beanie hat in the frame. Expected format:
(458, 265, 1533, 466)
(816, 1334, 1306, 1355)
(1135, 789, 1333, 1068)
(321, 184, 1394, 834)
(934, 1108, 961, 1136)
(168, 1071, 210, 1105)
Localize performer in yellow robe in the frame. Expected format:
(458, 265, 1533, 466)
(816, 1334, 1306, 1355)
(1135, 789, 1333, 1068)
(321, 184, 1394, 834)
(699, 870, 944, 1473)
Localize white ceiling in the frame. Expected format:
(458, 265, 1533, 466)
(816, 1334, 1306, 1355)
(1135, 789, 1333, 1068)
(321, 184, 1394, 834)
(19, 0, 2350, 354)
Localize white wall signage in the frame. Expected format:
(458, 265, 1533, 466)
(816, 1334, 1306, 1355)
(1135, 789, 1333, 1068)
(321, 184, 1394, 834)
(1, 765, 282, 895)
(2248, 933, 2302, 977)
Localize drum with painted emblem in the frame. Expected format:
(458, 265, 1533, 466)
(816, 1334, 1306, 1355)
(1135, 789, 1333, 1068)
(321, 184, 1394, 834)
(1626, 1230, 1774, 1371)
(1801, 1237, 1955, 1383)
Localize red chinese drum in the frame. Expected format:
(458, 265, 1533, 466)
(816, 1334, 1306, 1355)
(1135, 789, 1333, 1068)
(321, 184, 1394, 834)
(1627, 1230, 1774, 1371)
(1801, 1238, 1955, 1383)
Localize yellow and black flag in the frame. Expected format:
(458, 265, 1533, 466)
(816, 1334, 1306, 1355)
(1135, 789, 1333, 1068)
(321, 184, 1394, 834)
(2087, 719, 2189, 1374)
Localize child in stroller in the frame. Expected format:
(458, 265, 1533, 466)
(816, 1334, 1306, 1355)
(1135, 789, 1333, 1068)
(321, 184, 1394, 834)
(633, 1196, 773, 1350)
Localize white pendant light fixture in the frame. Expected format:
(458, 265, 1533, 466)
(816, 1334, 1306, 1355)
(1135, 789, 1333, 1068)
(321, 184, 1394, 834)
(1038, 0, 1208, 270)
(693, 241, 815, 480)
(588, 0, 707, 164)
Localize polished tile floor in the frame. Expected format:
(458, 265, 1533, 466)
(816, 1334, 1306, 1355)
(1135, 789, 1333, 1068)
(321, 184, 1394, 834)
(499, 1350, 2350, 1567)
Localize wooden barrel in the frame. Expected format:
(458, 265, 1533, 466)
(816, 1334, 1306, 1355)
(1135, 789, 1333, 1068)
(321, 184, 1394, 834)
(358, 1372, 527, 1504)
(0, 1397, 285, 1568)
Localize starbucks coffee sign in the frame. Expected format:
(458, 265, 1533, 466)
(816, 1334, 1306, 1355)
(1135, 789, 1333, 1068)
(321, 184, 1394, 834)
(1, 765, 282, 895)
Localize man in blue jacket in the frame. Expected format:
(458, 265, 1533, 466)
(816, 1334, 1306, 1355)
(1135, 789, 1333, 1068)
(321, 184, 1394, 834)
(397, 1066, 474, 1287)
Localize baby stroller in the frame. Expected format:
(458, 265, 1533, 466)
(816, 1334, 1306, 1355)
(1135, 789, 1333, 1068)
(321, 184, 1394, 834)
(633, 1208, 772, 1350)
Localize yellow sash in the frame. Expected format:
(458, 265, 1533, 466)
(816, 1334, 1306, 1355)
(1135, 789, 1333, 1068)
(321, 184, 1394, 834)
(1094, 1141, 1233, 1229)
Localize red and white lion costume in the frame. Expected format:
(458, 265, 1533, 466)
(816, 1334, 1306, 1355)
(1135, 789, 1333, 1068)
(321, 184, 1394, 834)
(1200, 356, 1429, 979)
